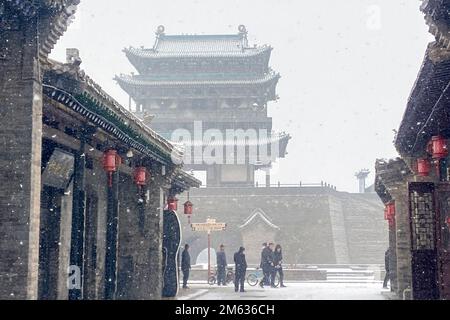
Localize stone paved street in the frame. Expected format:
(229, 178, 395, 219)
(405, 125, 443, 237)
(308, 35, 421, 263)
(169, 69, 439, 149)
(177, 282, 388, 300)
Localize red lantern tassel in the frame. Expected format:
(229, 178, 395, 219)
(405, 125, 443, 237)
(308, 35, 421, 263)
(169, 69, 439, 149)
(436, 159, 440, 179)
(108, 172, 113, 187)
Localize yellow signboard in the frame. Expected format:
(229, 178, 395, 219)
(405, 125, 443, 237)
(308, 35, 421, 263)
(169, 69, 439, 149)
(191, 218, 226, 232)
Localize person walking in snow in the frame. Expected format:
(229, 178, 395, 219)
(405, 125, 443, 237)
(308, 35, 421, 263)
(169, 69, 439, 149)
(216, 244, 227, 286)
(234, 247, 247, 292)
(273, 244, 286, 288)
(181, 244, 191, 289)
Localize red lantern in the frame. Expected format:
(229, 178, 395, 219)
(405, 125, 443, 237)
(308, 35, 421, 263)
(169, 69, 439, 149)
(446, 217, 450, 228)
(133, 167, 148, 187)
(184, 200, 194, 224)
(430, 135, 448, 159)
(167, 197, 178, 211)
(385, 202, 395, 220)
(102, 149, 121, 187)
(384, 202, 395, 226)
(184, 200, 193, 223)
(184, 200, 193, 215)
(417, 158, 431, 177)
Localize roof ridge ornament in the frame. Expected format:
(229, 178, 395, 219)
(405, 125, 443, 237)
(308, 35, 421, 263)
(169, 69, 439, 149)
(238, 24, 248, 49)
(153, 25, 165, 51)
(156, 25, 165, 36)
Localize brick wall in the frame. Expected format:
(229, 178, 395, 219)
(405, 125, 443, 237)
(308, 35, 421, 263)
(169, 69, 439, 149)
(177, 187, 387, 267)
(340, 193, 387, 264)
(0, 15, 42, 300)
(177, 187, 337, 265)
(241, 222, 277, 264)
(116, 170, 164, 300)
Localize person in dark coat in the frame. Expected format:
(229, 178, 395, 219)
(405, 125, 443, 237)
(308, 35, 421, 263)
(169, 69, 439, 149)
(234, 247, 247, 292)
(267, 243, 276, 288)
(273, 244, 286, 287)
(259, 243, 267, 269)
(259, 243, 270, 287)
(383, 248, 391, 289)
(181, 244, 191, 289)
(216, 244, 227, 286)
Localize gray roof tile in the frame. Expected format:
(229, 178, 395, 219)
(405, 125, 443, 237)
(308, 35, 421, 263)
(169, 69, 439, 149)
(125, 34, 271, 58)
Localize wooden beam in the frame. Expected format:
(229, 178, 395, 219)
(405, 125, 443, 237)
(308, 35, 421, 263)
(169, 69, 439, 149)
(42, 124, 134, 175)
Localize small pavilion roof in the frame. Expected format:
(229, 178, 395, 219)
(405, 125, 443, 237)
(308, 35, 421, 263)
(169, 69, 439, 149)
(239, 208, 280, 230)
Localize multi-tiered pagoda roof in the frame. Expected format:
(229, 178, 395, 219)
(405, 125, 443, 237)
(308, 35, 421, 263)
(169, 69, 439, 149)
(116, 26, 290, 184)
(115, 25, 280, 102)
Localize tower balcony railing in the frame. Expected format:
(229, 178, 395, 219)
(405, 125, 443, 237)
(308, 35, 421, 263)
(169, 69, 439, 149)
(200, 182, 338, 190)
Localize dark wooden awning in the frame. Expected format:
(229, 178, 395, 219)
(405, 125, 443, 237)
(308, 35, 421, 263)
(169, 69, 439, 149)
(395, 43, 450, 157)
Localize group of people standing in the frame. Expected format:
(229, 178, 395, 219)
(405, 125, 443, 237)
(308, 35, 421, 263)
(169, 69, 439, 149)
(179, 242, 286, 292)
(259, 242, 286, 288)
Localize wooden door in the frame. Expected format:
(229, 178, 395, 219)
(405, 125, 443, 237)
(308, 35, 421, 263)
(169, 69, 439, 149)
(83, 194, 98, 299)
(38, 186, 62, 300)
(435, 183, 450, 299)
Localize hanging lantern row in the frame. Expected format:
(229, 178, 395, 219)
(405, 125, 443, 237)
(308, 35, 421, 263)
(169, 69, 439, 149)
(416, 136, 448, 177)
(102, 149, 122, 187)
(103, 151, 195, 218)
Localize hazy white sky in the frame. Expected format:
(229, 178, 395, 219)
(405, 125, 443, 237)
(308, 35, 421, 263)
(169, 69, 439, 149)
(51, 0, 433, 192)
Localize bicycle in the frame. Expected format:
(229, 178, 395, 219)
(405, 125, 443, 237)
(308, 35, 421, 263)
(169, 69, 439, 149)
(246, 267, 280, 287)
(208, 267, 234, 285)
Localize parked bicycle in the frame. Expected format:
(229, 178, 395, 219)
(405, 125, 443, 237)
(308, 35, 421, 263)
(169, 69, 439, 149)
(246, 267, 280, 287)
(208, 267, 234, 285)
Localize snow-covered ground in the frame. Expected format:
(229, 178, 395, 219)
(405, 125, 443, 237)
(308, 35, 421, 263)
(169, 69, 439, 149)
(177, 282, 388, 300)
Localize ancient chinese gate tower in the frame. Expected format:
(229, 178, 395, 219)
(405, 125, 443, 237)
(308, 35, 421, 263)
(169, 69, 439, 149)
(116, 25, 387, 266)
(116, 25, 290, 186)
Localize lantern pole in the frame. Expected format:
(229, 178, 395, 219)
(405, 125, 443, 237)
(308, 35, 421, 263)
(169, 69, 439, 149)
(207, 230, 211, 281)
(191, 219, 226, 283)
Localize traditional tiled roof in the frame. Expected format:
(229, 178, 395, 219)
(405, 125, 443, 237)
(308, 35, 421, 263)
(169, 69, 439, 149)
(115, 71, 280, 88)
(182, 132, 290, 148)
(124, 43, 271, 59)
(375, 158, 412, 187)
(123, 30, 273, 74)
(174, 133, 290, 165)
(395, 42, 450, 156)
(157, 34, 245, 52)
(6, 0, 80, 59)
(395, 2, 450, 156)
(239, 208, 280, 230)
(172, 170, 202, 190)
(42, 58, 186, 165)
(421, 0, 450, 49)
